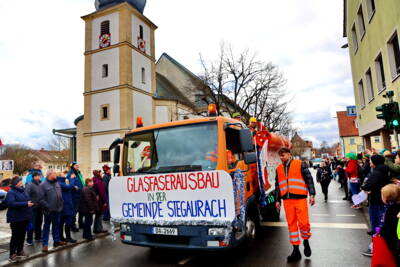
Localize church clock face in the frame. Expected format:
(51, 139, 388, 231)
(99, 33, 111, 48)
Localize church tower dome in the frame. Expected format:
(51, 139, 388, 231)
(95, 0, 147, 13)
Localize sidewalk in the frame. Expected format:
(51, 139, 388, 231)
(0, 211, 116, 265)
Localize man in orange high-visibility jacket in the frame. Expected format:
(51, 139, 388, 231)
(275, 147, 316, 262)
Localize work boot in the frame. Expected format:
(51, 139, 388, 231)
(304, 240, 312, 257)
(287, 245, 302, 262)
(42, 246, 48, 253)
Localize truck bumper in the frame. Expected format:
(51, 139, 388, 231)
(120, 224, 243, 250)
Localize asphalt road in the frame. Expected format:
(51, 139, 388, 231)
(21, 169, 372, 267)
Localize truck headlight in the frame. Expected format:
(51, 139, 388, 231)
(208, 228, 226, 236)
(121, 224, 131, 232)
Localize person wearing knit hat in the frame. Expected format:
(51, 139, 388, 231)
(361, 154, 390, 257)
(232, 112, 241, 121)
(5, 176, 33, 262)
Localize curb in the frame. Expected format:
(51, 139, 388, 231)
(0, 229, 120, 266)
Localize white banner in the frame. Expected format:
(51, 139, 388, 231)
(109, 171, 235, 224)
(0, 160, 14, 171)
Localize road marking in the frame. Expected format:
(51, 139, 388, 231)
(0, 231, 11, 238)
(312, 214, 329, 217)
(336, 214, 356, 217)
(261, 222, 367, 229)
(327, 200, 348, 204)
(178, 257, 193, 265)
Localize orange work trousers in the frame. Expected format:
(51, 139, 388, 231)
(283, 198, 312, 245)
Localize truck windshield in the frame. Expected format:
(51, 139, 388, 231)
(124, 122, 218, 175)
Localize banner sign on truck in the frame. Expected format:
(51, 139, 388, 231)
(109, 171, 236, 225)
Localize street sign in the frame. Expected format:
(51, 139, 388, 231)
(346, 106, 357, 116)
(0, 160, 14, 171)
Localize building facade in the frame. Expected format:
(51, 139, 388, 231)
(336, 110, 364, 156)
(290, 133, 314, 160)
(343, 0, 400, 150)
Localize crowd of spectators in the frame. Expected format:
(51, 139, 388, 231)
(4, 162, 112, 263)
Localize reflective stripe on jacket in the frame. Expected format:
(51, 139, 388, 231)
(277, 160, 308, 197)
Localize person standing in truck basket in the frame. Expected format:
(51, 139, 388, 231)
(275, 147, 316, 262)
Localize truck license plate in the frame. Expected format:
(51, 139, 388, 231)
(152, 227, 178, 236)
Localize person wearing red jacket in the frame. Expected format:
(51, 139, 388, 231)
(345, 153, 360, 208)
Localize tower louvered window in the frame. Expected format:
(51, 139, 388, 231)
(101, 20, 110, 35)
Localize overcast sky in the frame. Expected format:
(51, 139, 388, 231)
(0, 0, 354, 149)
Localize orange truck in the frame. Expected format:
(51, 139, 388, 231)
(109, 110, 290, 250)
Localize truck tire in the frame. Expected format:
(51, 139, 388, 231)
(245, 205, 260, 245)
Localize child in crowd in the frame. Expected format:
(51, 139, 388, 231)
(79, 178, 98, 241)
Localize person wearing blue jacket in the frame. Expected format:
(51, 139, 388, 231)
(57, 172, 78, 243)
(67, 162, 85, 231)
(5, 176, 33, 263)
(25, 162, 45, 184)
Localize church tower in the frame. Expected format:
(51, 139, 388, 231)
(77, 0, 157, 177)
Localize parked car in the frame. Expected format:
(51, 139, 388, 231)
(0, 189, 7, 210)
(0, 178, 11, 192)
(311, 158, 322, 169)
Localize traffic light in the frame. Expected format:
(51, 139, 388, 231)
(376, 103, 390, 125)
(376, 102, 400, 129)
(387, 102, 400, 128)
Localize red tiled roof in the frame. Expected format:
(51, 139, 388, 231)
(336, 111, 359, 137)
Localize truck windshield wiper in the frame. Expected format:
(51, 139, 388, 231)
(131, 165, 202, 175)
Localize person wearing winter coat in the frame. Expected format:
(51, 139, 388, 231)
(380, 184, 400, 265)
(360, 155, 390, 257)
(5, 176, 33, 263)
(316, 162, 332, 202)
(57, 173, 78, 243)
(39, 170, 65, 252)
(25, 172, 43, 245)
(102, 165, 112, 221)
(67, 162, 85, 231)
(345, 153, 359, 204)
(93, 170, 108, 233)
(25, 162, 45, 184)
(384, 150, 400, 181)
(79, 178, 98, 240)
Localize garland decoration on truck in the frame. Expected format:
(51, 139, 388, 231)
(233, 169, 246, 227)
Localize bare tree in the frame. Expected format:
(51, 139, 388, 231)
(0, 145, 38, 175)
(198, 43, 295, 136)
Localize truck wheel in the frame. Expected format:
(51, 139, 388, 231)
(245, 216, 256, 241)
(245, 207, 259, 245)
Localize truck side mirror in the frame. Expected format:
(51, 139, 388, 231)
(244, 152, 257, 164)
(113, 145, 120, 165)
(239, 129, 253, 152)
